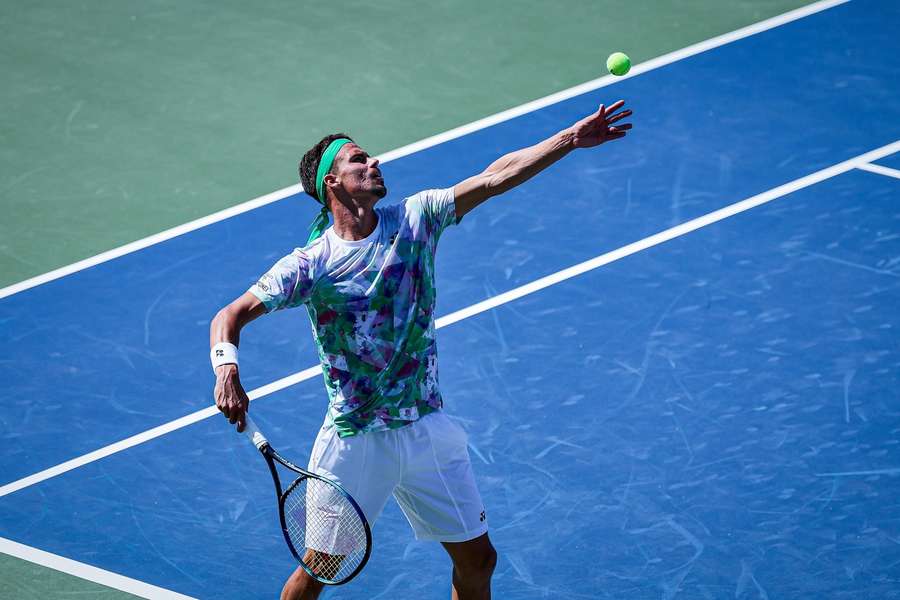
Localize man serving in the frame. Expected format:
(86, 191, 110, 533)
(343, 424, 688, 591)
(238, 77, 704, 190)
(210, 100, 632, 599)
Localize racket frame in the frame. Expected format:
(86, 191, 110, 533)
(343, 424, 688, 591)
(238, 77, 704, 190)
(245, 416, 372, 585)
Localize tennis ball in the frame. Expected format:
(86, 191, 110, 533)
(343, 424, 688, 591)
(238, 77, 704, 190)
(606, 52, 631, 76)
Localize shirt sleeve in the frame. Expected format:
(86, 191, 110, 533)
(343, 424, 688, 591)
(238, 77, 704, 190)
(248, 249, 316, 312)
(407, 187, 459, 243)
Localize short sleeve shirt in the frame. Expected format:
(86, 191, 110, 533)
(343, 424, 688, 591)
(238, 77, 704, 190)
(249, 188, 459, 437)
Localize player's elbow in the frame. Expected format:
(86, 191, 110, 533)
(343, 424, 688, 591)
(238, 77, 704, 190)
(210, 306, 229, 337)
(216, 293, 266, 331)
(211, 306, 229, 328)
(211, 303, 241, 335)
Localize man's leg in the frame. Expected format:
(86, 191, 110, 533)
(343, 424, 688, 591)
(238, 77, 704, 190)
(281, 563, 324, 600)
(441, 533, 497, 600)
(285, 422, 392, 598)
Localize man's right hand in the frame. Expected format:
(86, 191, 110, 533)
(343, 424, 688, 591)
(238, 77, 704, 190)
(214, 364, 250, 432)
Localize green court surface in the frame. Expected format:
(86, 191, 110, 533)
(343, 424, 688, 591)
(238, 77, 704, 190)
(0, 554, 139, 599)
(2, 1, 817, 597)
(1, 0, 813, 291)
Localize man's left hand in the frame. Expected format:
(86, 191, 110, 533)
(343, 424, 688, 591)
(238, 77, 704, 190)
(571, 100, 632, 148)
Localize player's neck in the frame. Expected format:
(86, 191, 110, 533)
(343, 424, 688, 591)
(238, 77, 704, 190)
(330, 198, 379, 242)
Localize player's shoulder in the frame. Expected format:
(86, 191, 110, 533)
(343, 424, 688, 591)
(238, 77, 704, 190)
(404, 187, 453, 203)
(402, 188, 454, 213)
(283, 235, 329, 270)
(298, 234, 328, 254)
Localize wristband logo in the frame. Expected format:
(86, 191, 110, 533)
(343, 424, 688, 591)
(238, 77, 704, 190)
(216, 349, 224, 357)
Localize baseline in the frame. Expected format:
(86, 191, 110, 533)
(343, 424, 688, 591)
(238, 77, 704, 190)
(0, 0, 849, 301)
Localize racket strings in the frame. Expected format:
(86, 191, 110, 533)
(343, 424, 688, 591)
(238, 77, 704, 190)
(283, 477, 367, 583)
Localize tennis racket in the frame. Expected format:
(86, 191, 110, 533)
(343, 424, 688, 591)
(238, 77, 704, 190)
(243, 415, 372, 585)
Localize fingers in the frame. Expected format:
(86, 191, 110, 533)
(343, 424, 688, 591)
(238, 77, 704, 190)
(214, 387, 231, 420)
(223, 401, 246, 431)
(606, 109, 632, 125)
(604, 100, 625, 115)
(219, 400, 238, 425)
(214, 377, 249, 432)
(603, 100, 631, 141)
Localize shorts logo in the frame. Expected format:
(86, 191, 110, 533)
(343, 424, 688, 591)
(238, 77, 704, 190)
(479, 510, 486, 523)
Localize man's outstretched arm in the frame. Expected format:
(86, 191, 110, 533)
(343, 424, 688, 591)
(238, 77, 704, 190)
(210, 291, 267, 432)
(453, 100, 632, 219)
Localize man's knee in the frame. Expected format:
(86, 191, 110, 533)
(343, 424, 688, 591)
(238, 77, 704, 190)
(482, 545, 498, 577)
(456, 542, 498, 579)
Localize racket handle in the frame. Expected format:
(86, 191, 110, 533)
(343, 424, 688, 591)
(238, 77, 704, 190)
(242, 414, 269, 450)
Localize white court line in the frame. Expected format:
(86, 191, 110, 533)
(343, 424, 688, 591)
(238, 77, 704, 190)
(0, 536, 196, 599)
(857, 162, 900, 180)
(0, 0, 850, 301)
(2, 138, 897, 500)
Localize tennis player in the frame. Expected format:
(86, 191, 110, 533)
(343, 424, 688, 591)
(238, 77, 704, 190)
(210, 100, 631, 599)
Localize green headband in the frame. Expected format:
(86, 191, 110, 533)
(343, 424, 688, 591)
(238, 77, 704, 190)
(315, 138, 351, 203)
(307, 138, 352, 244)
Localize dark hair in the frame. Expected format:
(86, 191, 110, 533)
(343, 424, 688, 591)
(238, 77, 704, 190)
(299, 133, 354, 202)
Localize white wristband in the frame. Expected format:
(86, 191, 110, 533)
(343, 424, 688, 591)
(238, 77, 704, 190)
(211, 342, 239, 371)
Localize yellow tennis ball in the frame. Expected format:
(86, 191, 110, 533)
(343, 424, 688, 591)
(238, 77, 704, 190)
(606, 52, 631, 76)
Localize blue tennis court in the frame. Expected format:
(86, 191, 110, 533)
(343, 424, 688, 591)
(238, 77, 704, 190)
(2, 1, 900, 597)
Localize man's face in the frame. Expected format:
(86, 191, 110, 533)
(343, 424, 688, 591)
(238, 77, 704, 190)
(331, 143, 387, 202)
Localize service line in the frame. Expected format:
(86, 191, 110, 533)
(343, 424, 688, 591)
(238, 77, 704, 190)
(857, 162, 900, 180)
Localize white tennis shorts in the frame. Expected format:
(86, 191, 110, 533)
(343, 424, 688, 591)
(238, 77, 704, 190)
(307, 410, 488, 543)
